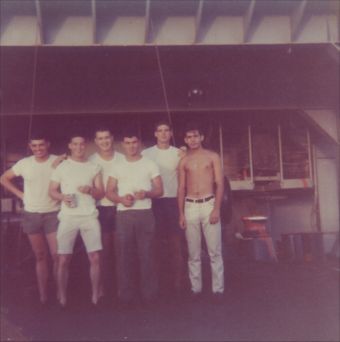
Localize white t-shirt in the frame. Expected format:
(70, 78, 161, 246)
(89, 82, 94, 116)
(142, 145, 181, 198)
(51, 159, 101, 217)
(89, 151, 124, 207)
(109, 156, 160, 211)
(12, 155, 60, 213)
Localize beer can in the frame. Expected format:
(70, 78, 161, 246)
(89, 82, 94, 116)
(69, 194, 77, 208)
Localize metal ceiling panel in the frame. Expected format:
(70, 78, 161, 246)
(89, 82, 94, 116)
(0, 0, 338, 46)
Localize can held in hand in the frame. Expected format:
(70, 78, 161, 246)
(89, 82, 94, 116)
(68, 194, 77, 208)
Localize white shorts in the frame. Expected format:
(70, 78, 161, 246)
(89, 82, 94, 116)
(57, 215, 102, 254)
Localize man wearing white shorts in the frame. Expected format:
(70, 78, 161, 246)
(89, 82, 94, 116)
(0, 133, 60, 306)
(49, 133, 104, 308)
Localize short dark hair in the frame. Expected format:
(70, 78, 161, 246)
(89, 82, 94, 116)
(183, 122, 204, 136)
(121, 126, 140, 140)
(69, 131, 87, 142)
(154, 120, 172, 131)
(29, 132, 49, 142)
(93, 126, 113, 138)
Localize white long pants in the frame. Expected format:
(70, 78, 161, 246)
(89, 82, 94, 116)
(184, 199, 224, 294)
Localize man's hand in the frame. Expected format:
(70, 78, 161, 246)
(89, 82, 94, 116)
(209, 208, 220, 225)
(78, 185, 92, 195)
(62, 194, 74, 207)
(52, 154, 67, 169)
(17, 191, 24, 201)
(178, 147, 187, 158)
(120, 194, 135, 207)
(179, 214, 187, 230)
(133, 190, 146, 200)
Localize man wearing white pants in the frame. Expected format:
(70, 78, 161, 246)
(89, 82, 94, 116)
(178, 123, 224, 298)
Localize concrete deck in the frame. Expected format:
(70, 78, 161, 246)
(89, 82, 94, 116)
(1, 255, 339, 341)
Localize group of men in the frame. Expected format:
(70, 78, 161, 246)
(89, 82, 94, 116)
(1, 121, 225, 310)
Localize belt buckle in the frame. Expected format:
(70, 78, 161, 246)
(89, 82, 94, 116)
(186, 196, 213, 203)
(203, 196, 213, 203)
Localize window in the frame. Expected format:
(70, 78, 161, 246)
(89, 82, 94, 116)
(222, 124, 253, 190)
(279, 121, 312, 188)
(252, 122, 280, 181)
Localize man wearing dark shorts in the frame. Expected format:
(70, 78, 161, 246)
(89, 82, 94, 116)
(0, 133, 60, 306)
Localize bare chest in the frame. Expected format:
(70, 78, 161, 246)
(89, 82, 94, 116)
(185, 157, 212, 174)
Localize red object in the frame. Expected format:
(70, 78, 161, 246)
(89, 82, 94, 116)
(242, 216, 268, 237)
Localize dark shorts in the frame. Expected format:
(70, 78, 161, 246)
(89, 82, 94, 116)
(22, 211, 59, 235)
(98, 206, 116, 233)
(152, 198, 183, 237)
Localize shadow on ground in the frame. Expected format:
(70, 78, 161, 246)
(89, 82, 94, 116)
(1, 250, 339, 342)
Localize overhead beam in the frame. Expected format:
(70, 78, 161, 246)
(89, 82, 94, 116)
(301, 109, 339, 145)
(194, 0, 204, 44)
(91, 0, 96, 44)
(34, 0, 43, 44)
(144, 0, 151, 44)
(326, 43, 340, 64)
(332, 43, 340, 52)
(244, 0, 256, 43)
(2, 106, 315, 117)
(291, 0, 308, 42)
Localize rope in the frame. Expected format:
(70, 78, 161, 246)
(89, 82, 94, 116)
(150, 19, 176, 146)
(26, 23, 40, 154)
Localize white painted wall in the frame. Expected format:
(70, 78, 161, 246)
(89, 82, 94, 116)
(270, 195, 316, 241)
(315, 144, 340, 232)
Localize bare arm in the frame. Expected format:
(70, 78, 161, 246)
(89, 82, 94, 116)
(134, 175, 163, 200)
(49, 180, 73, 207)
(78, 172, 104, 200)
(0, 169, 24, 200)
(106, 176, 134, 207)
(178, 147, 187, 159)
(177, 158, 187, 229)
(51, 154, 67, 169)
(209, 153, 224, 224)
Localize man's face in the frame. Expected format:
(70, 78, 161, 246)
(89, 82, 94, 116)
(68, 137, 86, 159)
(154, 124, 172, 144)
(94, 131, 113, 152)
(29, 139, 50, 159)
(122, 136, 140, 157)
(184, 130, 204, 150)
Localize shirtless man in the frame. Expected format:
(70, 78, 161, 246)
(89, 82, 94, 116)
(89, 127, 124, 299)
(0, 133, 60, 307)
(178, 123, 225, 298)
(49, 133, 104, 308)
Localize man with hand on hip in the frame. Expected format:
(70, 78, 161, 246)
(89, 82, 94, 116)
(0, 133, 60, 307)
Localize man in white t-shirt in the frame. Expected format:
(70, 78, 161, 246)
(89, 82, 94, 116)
(49, 133, 104, 308)
(0, 134, 60, 307)
(106, 128, 163, 307)
(142, 121, 186, 294)
(89, 127, 124, 300)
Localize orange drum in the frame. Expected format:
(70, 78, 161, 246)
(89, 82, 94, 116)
(242, 216, 268, 237)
